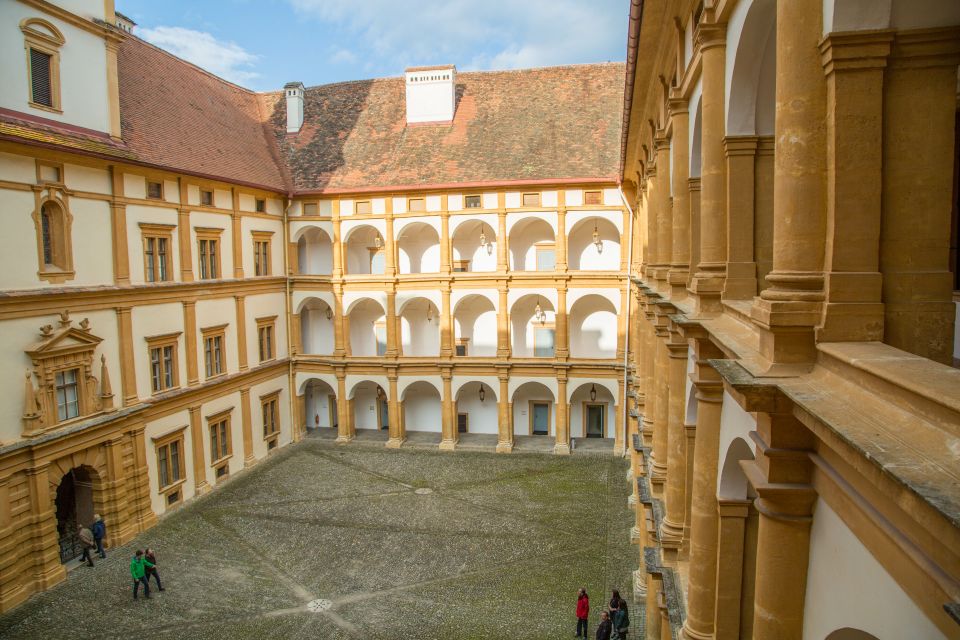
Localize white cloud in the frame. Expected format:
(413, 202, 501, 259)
(138, 26, 260, 85)
(331, 48, 358, 64)
(286, 0, 624, 73)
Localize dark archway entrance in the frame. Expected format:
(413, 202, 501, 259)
(54, 467, 95, 563)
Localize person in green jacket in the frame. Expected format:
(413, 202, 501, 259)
(130, 549, 155, 600)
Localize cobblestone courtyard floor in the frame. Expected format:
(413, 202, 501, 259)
(0, 438, 637, 639)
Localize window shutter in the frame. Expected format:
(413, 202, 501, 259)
(30, 49, 53, 107)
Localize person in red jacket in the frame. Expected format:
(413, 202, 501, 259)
(576, 587, 590, 639)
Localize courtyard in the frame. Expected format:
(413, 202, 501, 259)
(0, 437, 638, 639)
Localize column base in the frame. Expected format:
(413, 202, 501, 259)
(628, 493, 638, 507)
(658, 519, 684, 549)
(334, 435, 354, 444)
(633, 568, 647, 598)
(438, 439, 457, 451)
(553, 443, 571, 455)
(630, 525, 641, 543)
(626, 468, 634, 481)
(243, 455, 256, 468)
(385, 437, 405, 449)
(194, 481, 211, 497)
(495, 440, 514, 453)
(680, 621, 715, 640)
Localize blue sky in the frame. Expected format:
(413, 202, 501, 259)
(116, 0, 628, 92)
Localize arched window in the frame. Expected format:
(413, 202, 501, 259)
(20, 18, 65, 112)
(33, 198, 74, 282)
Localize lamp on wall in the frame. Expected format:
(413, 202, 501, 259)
(426, 304, 433, 323)
(324, 306, 332, 320)
(376, 386, 384, 400)
(534, 298, 546, 324)
(479, 228, 486, 247)
(590, 384, 597, 402)
(479, 385, 485, 402)
(592, 223, 603, 253)
(374, 234, 382, 249)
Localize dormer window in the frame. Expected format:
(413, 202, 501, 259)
(147, 181, 163, 200)
(21, 18, 65, 112)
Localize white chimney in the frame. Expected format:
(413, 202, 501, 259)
(284, 82, 304, 133)
(404, 65, 456, 125)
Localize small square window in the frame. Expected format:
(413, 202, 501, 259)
(38, 163, 61, 183)
(302, 202, 318, 215)
(166, 490, 180, 506)
(355, 200, 372, 215)
(453, 259, 470, 273)
(522, 192, 541, 207)
(408, 197, 426, 212)
(255, 198, 266, 213)
(464, 195, 482, 209)
(200, 190, 213, 206)
(584, 190, 602, 205)
(147, 181, 163, 200)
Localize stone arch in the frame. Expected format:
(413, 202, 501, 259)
(451, 218, 497, 272)
(510, 294, 556, 357)
(346, 297, 386, 357)
(343, 224, 385, 275)
(690, 91, 702, 177)
(567, 216, 621, 270)
(347, 378, 389, 431)
(568, 294, 618, 358)
(454, 381, 499, 435)
(297, 296, 334, 355)
(568, 381, 617, 439)
(825, 629, 881, 640)
(48, 458, 106, 564)
(400, 380, 442, 434)
(294, 226, 332, 275)
(453, 294, 497, 357)
(508, 216, 556, 271)
(726, 0, 777, 136)
(300, 377, 337, 430)
(397, 296, 439, 357)
(396, 221, 440, 274)
(511, 380, 556, 437)
(718, 436, 755, 500)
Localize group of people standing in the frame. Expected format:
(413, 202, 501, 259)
(576, 588, 630, 640)
(73, 515, 165, 601)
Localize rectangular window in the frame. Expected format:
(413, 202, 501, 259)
(452, 259, 470, 272)
(374, 322, 387, 356)
(584, 190, 602, 205)
(302, 202, 318, 215)
(196, 228, 223, 280)
(355, 200, 372, 215)
(455, 338, 469, 357)
(147, 181, 163, 200)
(155, 431, 185, 491)
(29, 48, 53, 108)
(54, 368, 80, 421)
(407, 197, 425, 212)
(200, 190, 213, 206)
(464, 195, 482, 209)
(534, 325, 556, 358)
(255, 198, 266, 213)
(262, 392, 280, 439)
(208, 412, 232, 464)
(147, 334, 180, 393)
(140, 224, 174, 283)
(522, 192, 541, 207)
(38, 163, 61, 183)
(536, 244, 556, 271)
(257, 317, 277, 362)
(252, 231, 273, 276)
(202, 326, 226, 378)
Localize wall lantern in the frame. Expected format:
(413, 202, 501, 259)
(593, 223, 603, 253)
(479, 385, 485, 403)
(374, 234, 382, 249)
(427, 304, 433, 323)
(376, 386, 384, 400)
(590, 384, 597, 402)
(534, 298, 546, 324)
(479, 229, 486, 247)
(324, 306, 333, 320)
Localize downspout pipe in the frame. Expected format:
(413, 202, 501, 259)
(283, 193, 296, 440)
(618, 184, 635, 458)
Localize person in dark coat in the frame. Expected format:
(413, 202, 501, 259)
(144, 548, 164, 591)
(575, 587, 590, 638)
(77, 524, 95, 567)
(595, 611, 612, 640)
(91, 514, 106, 559)
(608, 590, 629, 639)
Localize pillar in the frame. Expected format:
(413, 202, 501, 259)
(100, 435, 132, 547)
(177, 179, 193, 281)
(231, 189, 243, 278)
(751, 0, 828, 365)
(440, 286, 453, 358)
(440, 371, 456, 450)
(689, 24, 726, 313)
(653, 134, 673, 285)
(658, 327, 688, 550)
(128, 424, 156, 531)
(25, 463, 64, 590)
(188, 405, 209, 495)
(496, 373, 512, 452)
(333, 286, 346, 357)
(554, 375, 569, 455)
(385, 290, 399, 358)
(497, 284, 510, 358)
(723, 137, 760, 299)
(385, 374, 403, 447)
(641, 293, 658, 450)
(649, 304, 671, 487)
(668, 96, 691, 296)
(384, 206, 397, 277)
(115, 306, 137, 406)
(235, 295, 248, 370)
(556, 195, 567, 272)
(688, 178, 701, 289)
(183, 300, 198, 385)
(555, 286, 569, 359)
(615, 377, 625, 455)
(240, 387, 254, 466)
(109, 166, 129, 286)
(497, 208, 508, 272)
(440, 211, 452, 275)
(335, 371, 352, 442)
(713, 499, 750, 640)
(331, 207, 343, 278)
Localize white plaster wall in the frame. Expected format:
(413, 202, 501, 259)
(512, 385, 556, 436)
(397, 234, 441, 273)
(163, 180, 179, 204)
(426, 195, 442, 212)
(300, 306, 334, 355)
(249, 374, 291, 457)
(242, 217, 283, 276)
(124, 174, 146, 200)
(144, 410, 192, 515)
(0, 188, 49, 289)
(213, 189, 230, 210)
(187, 185, 200, 206)
(349, 302, 384, 356)
(716, 390, 757, 492)
(340, 198, 354, 216)
(802, 498, 946, 640)
(196, 297, 239, 378)
(371, 198, 386, 215)
(505, 192, 522, 208)
(353, 384, 382, 430)
(509, 219, 556, 271)
(454, 299, 497, 356)
(542, 191, 558, 207)
(132, 302, 186, 400)
(725, 0, 777, 136)
(295, 372, 338, 396)
(569, 384, 616, 439)
(447, 194, 463, 211)
(569, 309, 618, 358)
(296, 230, 333, 275)
(602, 189, 620, 206)
(684, 14, 694, 69)
(0, 3, 110, 133)
(67, 197, 113, 285)
(0, 152, 35, 183)
(64, 163, 110, 193)
(689, 79, 702, 175)
(685, 348, 697, 426)
(565, 190, 584, 206)
(291, 220, 334, 241)
(402, 383, 442, 432)
(400, 305, 439, 356)
(245, 293, 287, 362)
(305, 381, 336, 429)
(568, 220, 621, 270)
(455, 386, 499, 434)
(482, 193, 498, 209)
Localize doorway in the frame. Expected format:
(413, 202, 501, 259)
(328, 394, 337, 429)
(55, 468, 95, 564)
(378, 397, 389, 430)
(457, 413, 469, 433)
(531, 402, 550, 435)
(584, 403, 605, 438)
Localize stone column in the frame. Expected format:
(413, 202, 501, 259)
(100, 435, 131, 547)
(554, 375, 570, 455)
(290, 312, 302, 356)
(689, 23, 727, 313)
(231, 189, 244, 278)
(440, 286, 453, 358)
(385, 373, 403, 448)
(668, 96, 691, 297)
(751, 0, 828, 365)
(680, 338, 724, 640)
(440, 370, 456, 450)
(183, 300, 199, 385)
(497, 372, 513, 452)
(497, 284, 510, 358)
(384, 208, 397, 277)
(653, 134, 673, 287)
(687, 178, 701, 290)
(644, 168, 659, 278)
(177, 182, 193, 282)
(723, 136, 760, 299)
(335, 370, 352, 442)
(641, 292, 659, 451)
(659, 325, 688, 551)
(621, 208, 632, 272)
(108, 166, 130, 286)
(331, 208, 343, 278)
(333, 286, 346, 357)
(115, 306, 137, 406)
(385, 290, 399, 358)
(649, 303, 672, 487)
(497, 210, 508, 272)
(440, 211, 452, 275)
(235, 295, 248, 370)
(555, 286, 569, 360)
(556, 196, 568, 272)
(615, 377, 626, 455)
(188, 405, 209, 495)
(713, 499, 750, 640)
(128, 424, 157, 531)
(240, 387, 254, 466)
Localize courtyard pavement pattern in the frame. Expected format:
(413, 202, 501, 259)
(0, 437, 639, 639)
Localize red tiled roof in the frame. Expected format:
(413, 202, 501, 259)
(117, 36, 288, 190)
(263, 63, 624, 193)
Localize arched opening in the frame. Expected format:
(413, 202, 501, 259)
(396, 222, 440, 274)
(509, 217, 556, 271)
(344, 225, 385, 275)
(350, 381, 389, 431)
(512, 381, 555, 436)
(55, 466, 98, 563)
(347, 298, 386, 356)
(825, 629, 881, 640)
(451, 219, 497, 272)
(398, 297, 440, 356)
(454, 382, 498, 434)
(511, 295, 556, 357)
(401, 381, 442, 433)
(38, 199, 69, 271)
(298, 298, 334, 355)
(568, 217, 621, 270)
(302, 378, 337, 431)
(569, 382, 616, 439)
(453, 295, 497, 357)
(296, 227, 333, 275)
(568, 294, 618, 359)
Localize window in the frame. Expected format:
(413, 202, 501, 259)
(147, 333, 180, 393)
(302, 202, 318, 215)
(200, 190, 213, 206)
(196, 228, 223, 279)
(522, 192, 541, 207)
(22, 19, 64, 112)
(140, 223, 174, 283)
(54, 368, 80, 421)
(408, 197, 426, 212)
(38, 162, 61, 183)
(252, 231, 273, 276)
(536, 243, 556, 271)
(257, 316, 277, 362)
(455, 338, 469, 357)
(147, 181, 163, 200)
(33, 197, 74, 281)
(208, 411, 232, 465)
(202, 325, 227, 378)
(155, 429, 186, 492)
(374, 321, 387, 356)
(261, 392, 280, 440)
(369, 247, 385, 275)
(355, 200, 372, 215)
(255, 198, 266, 213)
(584, 190, 602, 205)
(534, 324, 556, 357)
(464, 195, 482, 209)
(452, 259, 470, 273)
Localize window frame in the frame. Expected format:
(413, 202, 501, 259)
(533, 322, 556, 358)
(154, 427, 187, 499)
(522, 192, 541, 208)
(201, 324, 228, 379)
(407, 197, 426, 212)
(583, 190, 602, 206)
(146, 332, 181, 394)
(255, 198, 266, 213)
(528, 401, 552, 436)
(354, 200, 372, 215)
(252, 230, 273, 276)
(32, 191, 75, 283)
(261, 391, 281, 442)
(455, 338, 469, 357)
(53, 367, 81, 422)
(196, 227, 223, 280)
(535, 243, 557, 272)
(207, 409, 233, 468)
(302, 202, 318, 216)
(256, 316, 277, 363)
(21, 19, 64, 113)
(200, 189, 214, 207)
(463, 194, 482, 209)
(147, 180, 164, 200)
(139, 222, 174, 283)
(452, 258, 470, 273)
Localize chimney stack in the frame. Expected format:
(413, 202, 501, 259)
(284, 82, 305, 133)
(404, 65, 456, 125)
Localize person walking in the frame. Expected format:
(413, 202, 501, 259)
(144, 548, 164, 591)
(596, 611, 612, 640)
(608, 590, 629, 640)
(130, 550, 154, 600)
(575, 587, 590, 639)
(91, 514, 106, 559)
(76, 524, 95, 567)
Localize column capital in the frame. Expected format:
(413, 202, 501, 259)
(819, 29, 894, 75)
(695, 22, 727, 50)
(888, 27, 960, 69)
(722, 135, 760, 156)
(667, 95, 688, 116)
